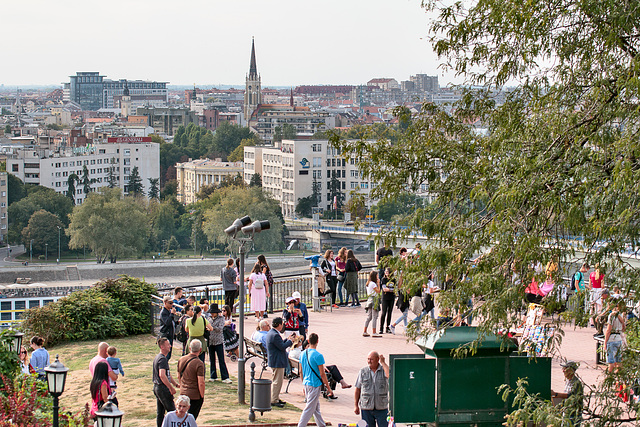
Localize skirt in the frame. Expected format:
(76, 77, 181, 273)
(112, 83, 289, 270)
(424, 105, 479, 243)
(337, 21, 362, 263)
(251, 287, 267, 312)
(345, 271, 358, 294)
(223, 326, 239, 351)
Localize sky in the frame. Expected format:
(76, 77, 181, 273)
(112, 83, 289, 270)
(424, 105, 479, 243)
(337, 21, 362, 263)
(1, 0, 453, 88)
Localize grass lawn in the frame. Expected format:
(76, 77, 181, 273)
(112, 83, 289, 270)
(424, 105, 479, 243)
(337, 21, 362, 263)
(53, 335, 302, 426)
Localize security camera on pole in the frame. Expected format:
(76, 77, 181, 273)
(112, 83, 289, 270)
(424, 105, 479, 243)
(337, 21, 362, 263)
(224, 216, 270, 405)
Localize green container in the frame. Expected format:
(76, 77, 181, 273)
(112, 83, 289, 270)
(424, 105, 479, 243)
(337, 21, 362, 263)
(391, 327, 551, 426)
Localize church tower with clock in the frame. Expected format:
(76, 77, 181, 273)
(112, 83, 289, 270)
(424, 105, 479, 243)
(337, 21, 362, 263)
(244, 38, 262, 121)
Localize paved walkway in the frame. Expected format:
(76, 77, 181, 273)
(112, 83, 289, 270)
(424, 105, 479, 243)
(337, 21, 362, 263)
(224, 304, 604, 425)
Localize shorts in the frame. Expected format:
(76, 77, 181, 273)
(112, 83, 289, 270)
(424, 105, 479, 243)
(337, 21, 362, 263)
(606, 340, 623, 364)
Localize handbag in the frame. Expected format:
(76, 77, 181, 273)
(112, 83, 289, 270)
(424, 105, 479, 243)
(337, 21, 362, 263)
(410, 295, 424, 315)
(337, 273, 345, 282)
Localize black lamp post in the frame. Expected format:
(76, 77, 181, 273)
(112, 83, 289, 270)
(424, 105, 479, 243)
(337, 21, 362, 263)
(6, 329, 23, 355)
(44, 354, 69, 427)
(95, 397, 124, 427)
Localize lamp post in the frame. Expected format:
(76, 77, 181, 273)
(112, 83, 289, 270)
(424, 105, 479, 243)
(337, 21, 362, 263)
(44, 355, 69, 427)
(95, 397, 124, 427)
(57, 226, 61, 263)
(224, 216, 270, 404)
(30, 239, 33, 263)
(45, 243, 48, 262)
(6, 329, 23, 355)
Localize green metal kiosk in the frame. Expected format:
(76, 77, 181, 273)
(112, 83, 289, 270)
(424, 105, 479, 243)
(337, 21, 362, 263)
(390, 326, 551, 426)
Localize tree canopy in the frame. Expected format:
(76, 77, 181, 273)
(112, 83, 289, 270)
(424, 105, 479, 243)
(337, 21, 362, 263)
(67, 188, 148, 263)
(202, 186, 284, 254)
(331, 0, 640, 424)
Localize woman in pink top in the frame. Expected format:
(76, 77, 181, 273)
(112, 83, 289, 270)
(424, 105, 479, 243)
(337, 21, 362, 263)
(590, 263, 605, 313)
(90, 361, 111, 420)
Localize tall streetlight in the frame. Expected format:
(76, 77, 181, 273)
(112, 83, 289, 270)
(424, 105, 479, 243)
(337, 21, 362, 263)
(57, 226, 61, 263)
(29, 239, 33, 263)
(224, 216, 270, 404)
(45, 243, 48, 262)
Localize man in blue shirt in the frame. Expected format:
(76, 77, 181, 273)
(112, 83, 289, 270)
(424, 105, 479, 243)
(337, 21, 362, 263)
(297, 333, 332, 427)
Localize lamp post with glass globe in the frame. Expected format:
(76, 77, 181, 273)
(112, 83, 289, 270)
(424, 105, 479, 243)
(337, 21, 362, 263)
(95, 396, 124, 427)
(44, 355, 68, 427)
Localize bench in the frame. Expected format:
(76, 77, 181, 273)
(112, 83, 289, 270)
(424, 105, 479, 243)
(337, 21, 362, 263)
(284, 356, 301, 393)
(244, 337, 268, 376)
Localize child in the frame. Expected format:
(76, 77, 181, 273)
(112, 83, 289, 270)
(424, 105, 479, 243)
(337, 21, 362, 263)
(106, 346, 124, 390)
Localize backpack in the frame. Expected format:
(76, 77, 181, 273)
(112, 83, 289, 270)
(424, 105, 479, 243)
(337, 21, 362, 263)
(175, 316, 188, 342)
(254, 277, 265, 289)
(570, 271, 582, 291)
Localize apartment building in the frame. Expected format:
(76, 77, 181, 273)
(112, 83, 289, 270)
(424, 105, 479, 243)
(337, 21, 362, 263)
(175, 159, 244, 204)
(6, 142, 159, 204)
(0, 173, 7, 242)
(244, 139, 374, 218)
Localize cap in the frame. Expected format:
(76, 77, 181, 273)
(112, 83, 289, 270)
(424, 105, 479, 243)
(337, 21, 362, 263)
(292, 291, 301, 299)
(560, 360, 579, 370)
(163, 296, 173, 303)
(208, 303, 221, 314)
(286, 297, 295, 304)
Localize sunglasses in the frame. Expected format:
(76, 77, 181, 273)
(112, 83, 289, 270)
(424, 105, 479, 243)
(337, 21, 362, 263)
(20, 351, 27, 354)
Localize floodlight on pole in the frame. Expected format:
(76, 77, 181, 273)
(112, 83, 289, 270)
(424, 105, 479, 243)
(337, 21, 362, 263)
(224, 216, 252, 239)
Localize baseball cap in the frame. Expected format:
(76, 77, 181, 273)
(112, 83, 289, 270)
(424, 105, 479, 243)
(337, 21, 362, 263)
(292, 291, 301, 299)
(286, 297, 295, 304)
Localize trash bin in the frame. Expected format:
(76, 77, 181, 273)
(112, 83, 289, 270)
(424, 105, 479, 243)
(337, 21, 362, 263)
(251, 378, 272, 414)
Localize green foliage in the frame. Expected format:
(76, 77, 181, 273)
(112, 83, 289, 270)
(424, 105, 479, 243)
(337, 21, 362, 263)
(7, 174, 27, 207)
(67, 188, 148, 263)
(372, 193, 423, 222)
(249, 173, 262, 188)
(148, 177, 160, 199)
(66, 173, 78, 205)
(210, 122, 255, 159)
(228, 136, 260, 162)
(128, 166, 143, 196)
(8, 186, 72, 246)
(166, 249, 176, 257)
(160, 180, 178, 200)
(21, 210, 65, 255)
(45, 123, 63, 131)
(273, 123, 297, 143)
(3, 124, 10, 134)
(295, 195, 314, 218)
(80, 165, 96, 197)
(0, 331, 19, 383)
(20, 276, 157, 347)
(0, 374, 91, 426)
(218, 173, 245, 189)
(203, 186, 284, 253)
(167, 235, 180, 250)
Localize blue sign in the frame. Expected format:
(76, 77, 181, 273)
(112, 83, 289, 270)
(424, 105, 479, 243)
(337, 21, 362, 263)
(300, 157, 310, 169)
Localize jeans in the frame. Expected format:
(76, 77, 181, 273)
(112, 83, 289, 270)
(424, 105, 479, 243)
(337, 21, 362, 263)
(297, 385, 326, 427)
(364, 308, 379, 331)
(209, 343, 229, 380)
(361, 408, 389, 427)
(392, 309, 409, 327)
(153, 385, 175, 427)
(379, 299, 394, 330)
(337, 280, 345, 304)
(225, 289, 238, 311)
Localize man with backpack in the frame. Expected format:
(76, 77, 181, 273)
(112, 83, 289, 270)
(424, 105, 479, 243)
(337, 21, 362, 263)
(571, 263, 589, 291)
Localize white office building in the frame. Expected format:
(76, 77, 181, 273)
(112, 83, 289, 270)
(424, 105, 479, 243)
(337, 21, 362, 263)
(6, 142, 160, 204)
(244, 139, 375, 218)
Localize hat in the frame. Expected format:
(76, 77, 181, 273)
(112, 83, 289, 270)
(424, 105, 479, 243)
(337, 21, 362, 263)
(286, 297, 295, 304)
(560, 360, 579, 371)
(208, 303, 221, 314)
(292, 291, 301, 299)
(163, 296, 174, 303)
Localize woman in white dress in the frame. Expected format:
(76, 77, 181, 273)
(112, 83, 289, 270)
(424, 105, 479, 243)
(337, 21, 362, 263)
(248, 263, 269, 320)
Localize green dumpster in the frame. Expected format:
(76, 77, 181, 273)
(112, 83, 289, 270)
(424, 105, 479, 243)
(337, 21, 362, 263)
(391, 326, 551, 426)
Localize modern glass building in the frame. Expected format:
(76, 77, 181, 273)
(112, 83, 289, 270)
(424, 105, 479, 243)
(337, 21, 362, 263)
(69, 72, 105, 111)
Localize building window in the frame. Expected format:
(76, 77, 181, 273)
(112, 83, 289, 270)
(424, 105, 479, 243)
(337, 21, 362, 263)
(11, 165, 17, 172)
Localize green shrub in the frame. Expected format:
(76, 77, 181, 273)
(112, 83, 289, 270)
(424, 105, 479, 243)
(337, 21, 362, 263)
(166, 249, 176, 257)
(20, 276, 158, 346)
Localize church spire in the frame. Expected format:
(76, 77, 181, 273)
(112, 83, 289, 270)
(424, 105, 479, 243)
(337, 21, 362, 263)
(249, 37, 258, 79)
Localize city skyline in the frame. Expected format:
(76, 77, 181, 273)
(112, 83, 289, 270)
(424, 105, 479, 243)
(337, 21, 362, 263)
(1, 0, 454, 87)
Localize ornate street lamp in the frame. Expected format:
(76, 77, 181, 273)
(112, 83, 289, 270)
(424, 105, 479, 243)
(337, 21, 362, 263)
(6, 329, 23, 355)
(44, 355, 69, 427)
(95, 397, 124, 427)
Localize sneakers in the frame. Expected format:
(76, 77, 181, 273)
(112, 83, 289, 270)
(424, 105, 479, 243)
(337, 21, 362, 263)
(332, 304, 339, 308)
(272, 401, 285, 408)
(372, 333, 382, 338)
(208, 378, 217, 382)
(389, 325, 396, 335)
(362, 332, 370, 337)
(386, 327, 392, 334)
(222, 378, 232, 384)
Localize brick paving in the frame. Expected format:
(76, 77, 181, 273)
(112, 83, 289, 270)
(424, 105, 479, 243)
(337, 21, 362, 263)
(220, 305, 605, 426)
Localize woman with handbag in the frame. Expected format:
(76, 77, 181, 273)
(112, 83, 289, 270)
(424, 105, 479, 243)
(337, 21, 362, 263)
(185, 306, 212, 362)
(344, 249, 362, 307)
(90, 361, 111, 420)
(363, 270, 381, 337)
(335, 247, 347, 306)
(321, 250, 338, 308)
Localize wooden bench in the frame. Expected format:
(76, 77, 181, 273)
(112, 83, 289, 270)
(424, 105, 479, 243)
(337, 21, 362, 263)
(284, 356, 301, 393)
(244, 337, 268, 376)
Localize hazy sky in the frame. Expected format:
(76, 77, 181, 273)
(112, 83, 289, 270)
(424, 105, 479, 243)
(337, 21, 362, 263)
(2, 0, 452, 87)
